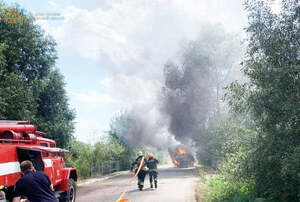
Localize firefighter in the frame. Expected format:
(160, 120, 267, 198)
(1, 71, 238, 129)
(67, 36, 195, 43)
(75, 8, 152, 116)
(12, 160, 56, 202)
(130, 151, 148, 191)
(146, 153, 159, 189)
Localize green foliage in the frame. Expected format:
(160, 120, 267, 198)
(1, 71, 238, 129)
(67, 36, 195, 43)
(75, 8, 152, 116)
(0, 3, 75, 147)
(35, 70, 75, 147)
(195, 112, 228, 168)
(66, 140, 93, 178)
(0, 72, 36, 120)
(66, 137, 128, 179)
(92, 135, 125, 163)
(207, 175, 280, 202)
(207, 176, 254, 202)
(195, 175, 210, 202)
(203, 124, 257, 202)
(109, 113, 140, 169)
(0, 4, 56, 81)
(220, 0, 300, 201)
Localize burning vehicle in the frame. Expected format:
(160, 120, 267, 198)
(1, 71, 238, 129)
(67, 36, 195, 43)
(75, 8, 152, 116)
(168, 146, 195, 168)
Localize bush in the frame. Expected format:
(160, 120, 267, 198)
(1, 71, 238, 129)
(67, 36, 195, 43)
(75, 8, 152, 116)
(65, 140, 93, 179)
(195, 112, 228, 168)
(66, 136, 128, 179)
(195, 178, 210, 202)
(207, 176, 254, 202)
(223, 0, 300, 201)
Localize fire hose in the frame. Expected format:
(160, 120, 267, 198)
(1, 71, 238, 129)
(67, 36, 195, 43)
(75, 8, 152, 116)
(116, 156, 145, 202)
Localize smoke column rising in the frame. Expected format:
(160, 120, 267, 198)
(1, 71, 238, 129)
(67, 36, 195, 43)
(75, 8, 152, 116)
(160, 24, 242, 144)
(112, 24, 243, 148)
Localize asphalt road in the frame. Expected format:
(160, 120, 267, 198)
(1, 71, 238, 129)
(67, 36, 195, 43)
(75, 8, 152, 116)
(76, 166, 198, 202)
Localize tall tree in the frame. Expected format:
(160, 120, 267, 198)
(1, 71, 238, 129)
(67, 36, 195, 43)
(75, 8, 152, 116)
(226, 0, 299, 200)
(35, 70, 75, 147)
(0, 5, 56, 82)
(0, 4, 75, 147)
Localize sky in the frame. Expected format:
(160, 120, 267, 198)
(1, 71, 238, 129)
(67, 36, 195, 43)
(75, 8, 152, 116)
(4, 0, 255, 143)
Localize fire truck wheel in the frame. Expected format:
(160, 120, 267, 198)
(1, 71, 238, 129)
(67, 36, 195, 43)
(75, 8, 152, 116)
(59, 179, 76, 202)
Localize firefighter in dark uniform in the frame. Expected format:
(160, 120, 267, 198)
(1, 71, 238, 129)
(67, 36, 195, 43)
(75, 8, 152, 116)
(146, 153, 159, 189)
(12, 160, 56, 202)
(131, 151, 148, 191)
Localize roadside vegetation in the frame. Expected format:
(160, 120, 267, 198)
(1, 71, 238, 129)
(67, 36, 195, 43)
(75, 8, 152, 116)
(66, 116, 170, 179)
(66, 133, 169, 179)
(66, 135, 128, 179)
(195, 0, 299, 201)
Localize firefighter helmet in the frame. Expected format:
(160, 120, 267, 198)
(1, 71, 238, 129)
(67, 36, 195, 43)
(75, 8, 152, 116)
(147, 153, 154, 158)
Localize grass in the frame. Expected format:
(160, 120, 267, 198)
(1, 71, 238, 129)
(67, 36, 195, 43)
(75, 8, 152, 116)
(195, 178, 210, 202)
(195, 166, 216, 202)
(194, 167, 255, 202)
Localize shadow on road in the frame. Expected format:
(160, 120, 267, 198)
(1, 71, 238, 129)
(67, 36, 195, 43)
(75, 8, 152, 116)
(127, 187, 155, 194)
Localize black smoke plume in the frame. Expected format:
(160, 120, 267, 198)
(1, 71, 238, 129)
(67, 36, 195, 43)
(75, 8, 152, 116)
(161, 25, 240, 143)
(112, 25, 242, 148)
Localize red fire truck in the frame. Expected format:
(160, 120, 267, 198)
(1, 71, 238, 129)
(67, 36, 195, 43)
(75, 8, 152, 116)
(0, 121, 77, 202)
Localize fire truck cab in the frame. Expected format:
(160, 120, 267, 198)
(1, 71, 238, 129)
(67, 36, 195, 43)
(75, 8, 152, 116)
(0, 121, 77, 202)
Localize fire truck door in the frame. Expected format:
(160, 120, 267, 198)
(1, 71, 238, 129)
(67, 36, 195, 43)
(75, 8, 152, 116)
(51, 153, 63, 185)
(17, 148, 44, 171)
(43, 158, 54, 183)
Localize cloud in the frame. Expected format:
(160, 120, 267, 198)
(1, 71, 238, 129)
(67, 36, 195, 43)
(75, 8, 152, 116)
(74, 118, 109, 144)
(68, 75, 162, 143)
(71, 75, 161, 108)
(44, 0, 246, 75)
(100, 74, 162, 107)
(54, 4, 146, 62)
(72, 91, 118, 106)
(48, 1, 57, 7)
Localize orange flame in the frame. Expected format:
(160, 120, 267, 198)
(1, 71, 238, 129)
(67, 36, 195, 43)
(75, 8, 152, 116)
(177, 148, 186, 155)
(171, 148, 188, 167)
(171, 156, 179, 167)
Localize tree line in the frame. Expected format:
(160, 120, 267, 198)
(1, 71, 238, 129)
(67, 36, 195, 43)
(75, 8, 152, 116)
(190, 1, 299, 201)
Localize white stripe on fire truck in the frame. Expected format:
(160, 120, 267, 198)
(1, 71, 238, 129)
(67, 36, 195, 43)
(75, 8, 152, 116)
(0, 160, 53, 176)
(43, 159, 53, 168)
(0, 161, 21, 176)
